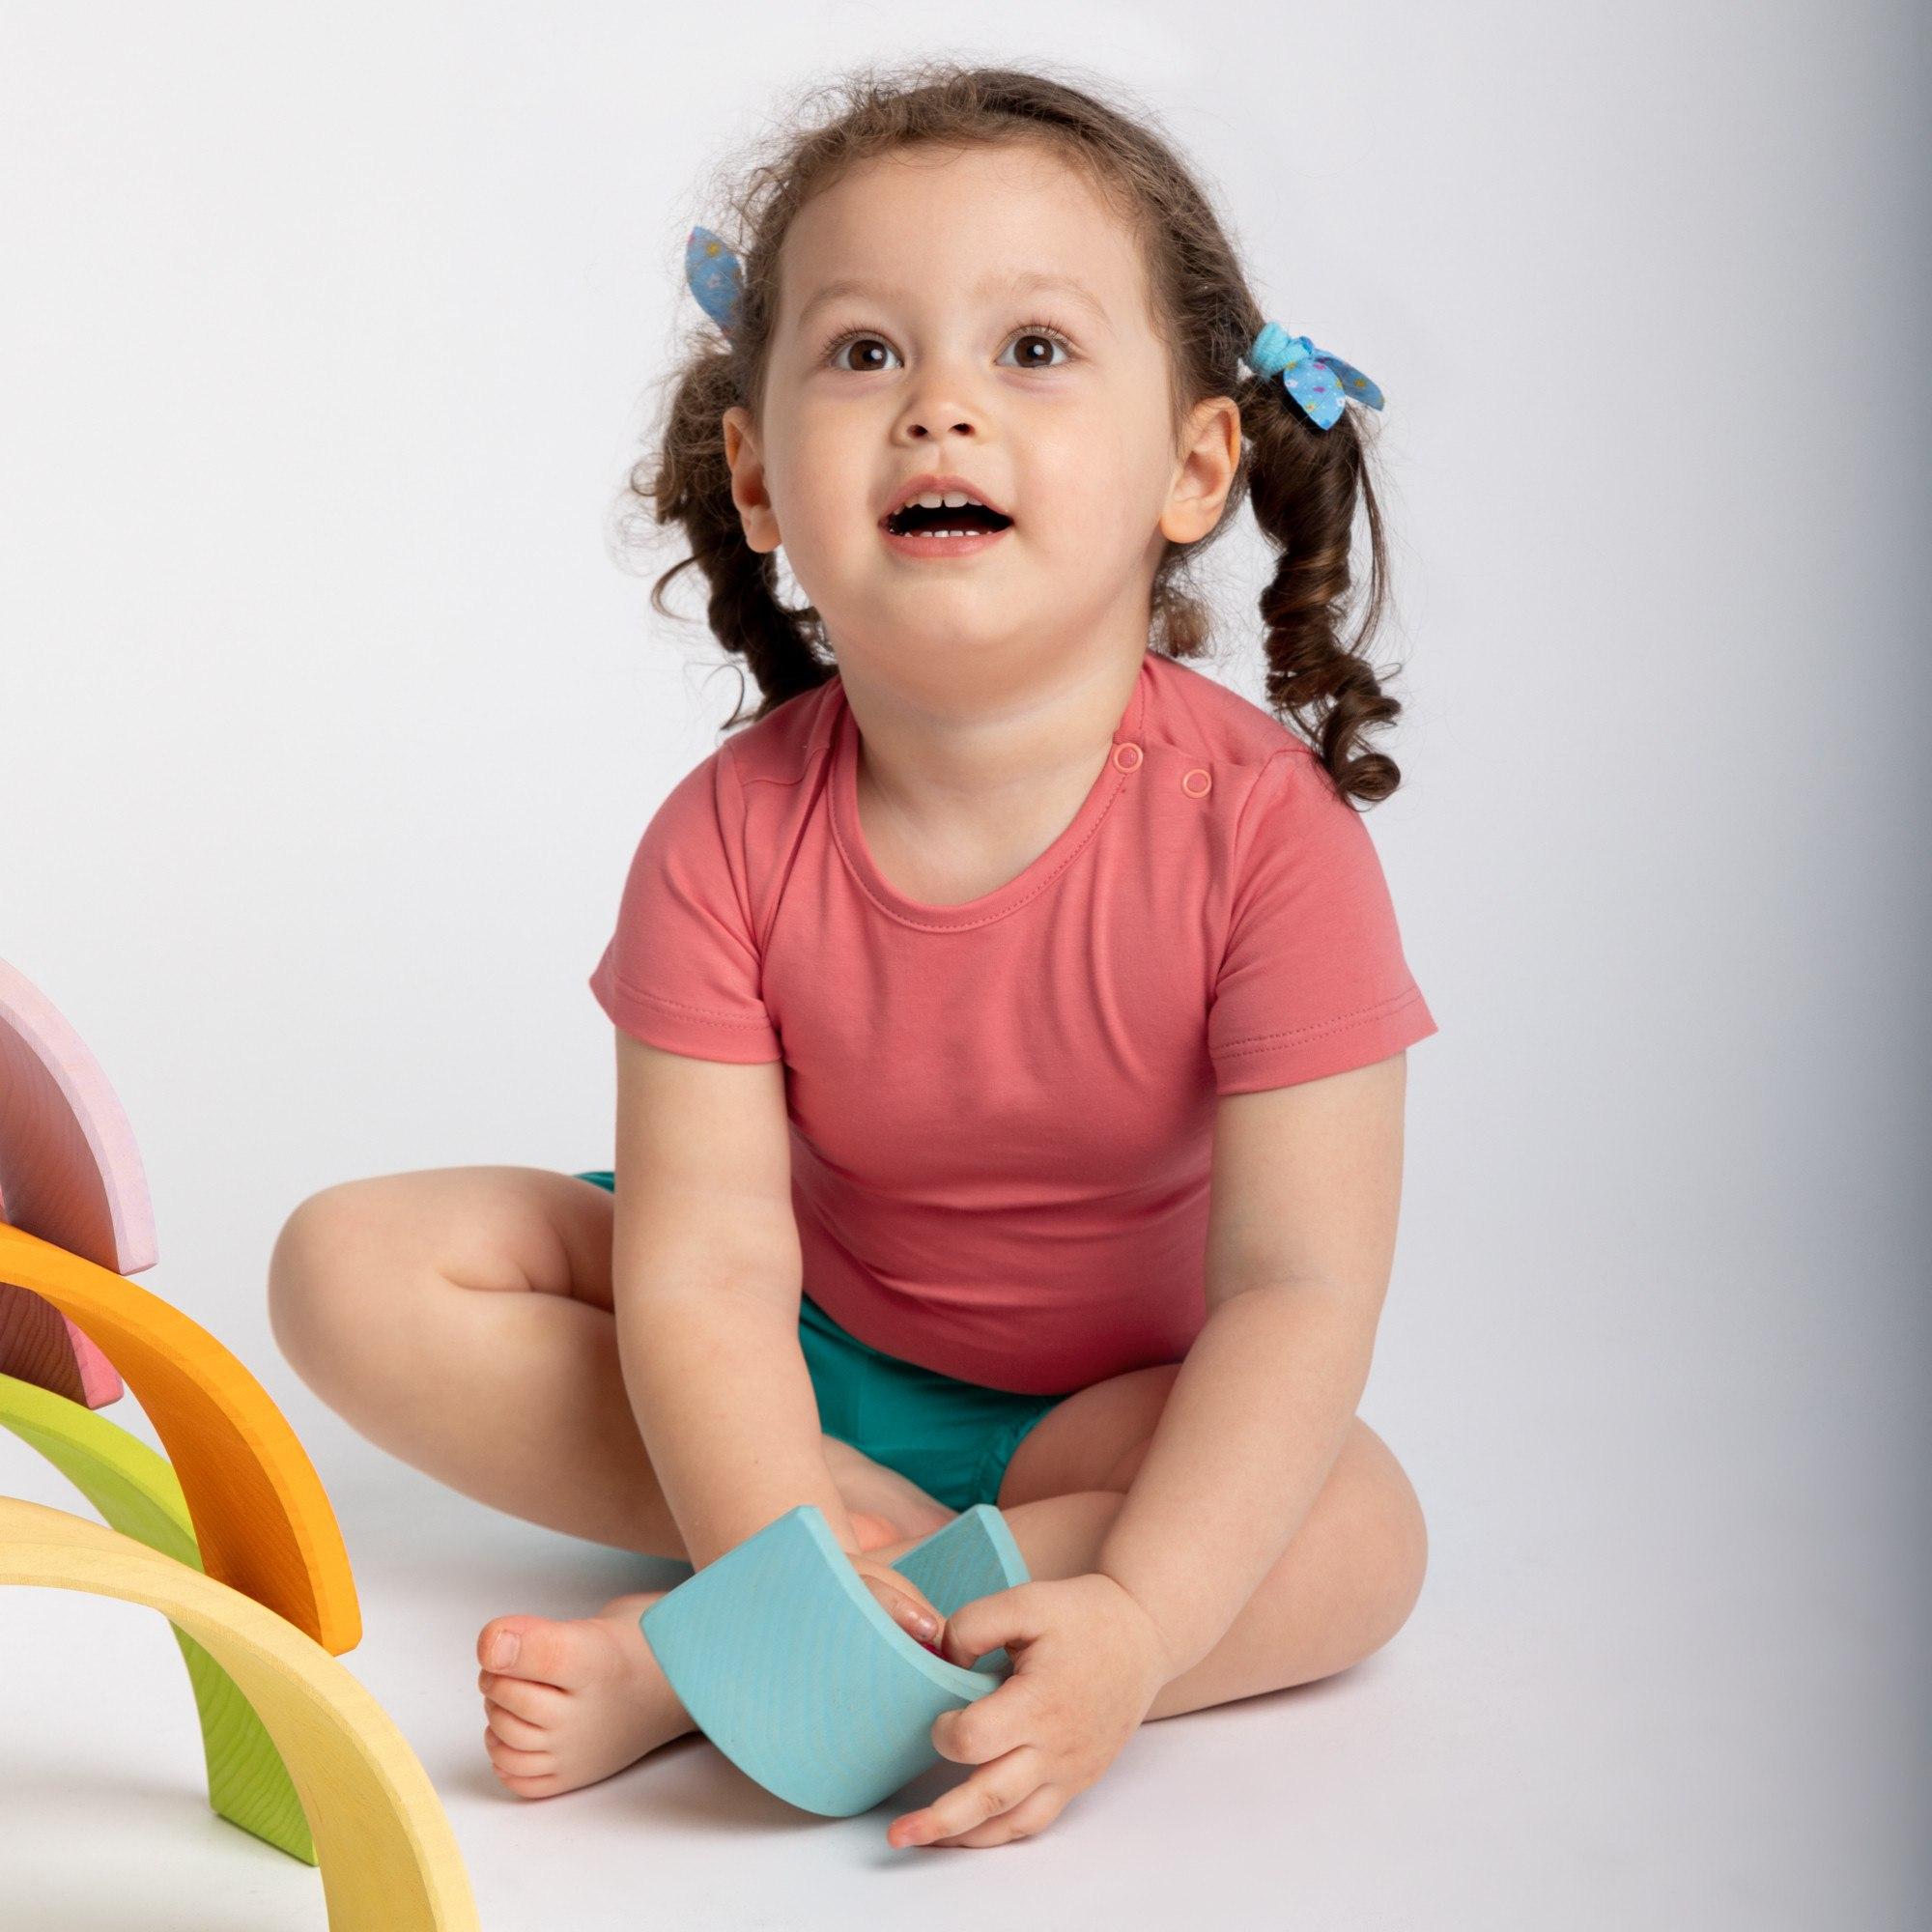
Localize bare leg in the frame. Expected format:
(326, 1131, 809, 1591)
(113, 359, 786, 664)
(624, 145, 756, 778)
(889, 1418, 1430, 1718)
(267, 1166, 955, 1555)
(266, 1166, 957, 1797)
(470, 1422, 1422, 1800)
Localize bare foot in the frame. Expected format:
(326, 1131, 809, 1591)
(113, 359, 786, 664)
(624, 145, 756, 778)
(476, 1591, 692, 1799)
(475, 1501, 954, 1798)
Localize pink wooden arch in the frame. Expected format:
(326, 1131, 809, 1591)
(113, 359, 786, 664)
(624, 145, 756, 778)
(0, 956, 154, 1406)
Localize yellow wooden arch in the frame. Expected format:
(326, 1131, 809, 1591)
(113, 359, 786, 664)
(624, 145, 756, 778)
(0, 1369, 316, 1861)
(0, 1494, 476, 1930)
(0, 1222, 359, 1652)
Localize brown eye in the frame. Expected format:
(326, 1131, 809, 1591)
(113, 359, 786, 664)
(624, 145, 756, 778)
(830, 334, 899, 372)
(999, 326, 1073, 370)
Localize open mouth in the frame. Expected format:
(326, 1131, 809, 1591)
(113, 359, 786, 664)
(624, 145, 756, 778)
(881, 501, 1015, 539)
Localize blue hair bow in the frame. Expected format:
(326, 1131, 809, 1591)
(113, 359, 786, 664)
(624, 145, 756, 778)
(1244, 321, 1383, 431)
(686, 225, 744, 334)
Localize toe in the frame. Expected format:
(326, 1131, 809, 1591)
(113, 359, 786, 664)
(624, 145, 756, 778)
(480, 1668, 566, 1724)
(497, 1771, 564, 1800)
(484, 1699, 548, 1750)
(478, 1614, 542, 1673)
(484, 1723, 556, 1782)
(478, 1614, 592, 1687)
(496, 1617, 600, 1689)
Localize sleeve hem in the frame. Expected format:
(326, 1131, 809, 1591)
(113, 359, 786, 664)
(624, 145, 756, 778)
(588, 968, 782, 1065)
(1213, 983, 1437, 1095)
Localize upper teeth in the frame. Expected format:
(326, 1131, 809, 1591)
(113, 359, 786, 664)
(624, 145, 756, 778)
(908, 491, 986, 511)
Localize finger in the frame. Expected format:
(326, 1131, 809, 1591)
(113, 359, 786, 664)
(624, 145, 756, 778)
(888, 1745, 1043, 1849)
(930, 1679, 1037, 1766)
(938, 1582, 1038, 1668)
(930, 1782, 1065, 1849)
(864, 1577, 943, 1641)
(866, 1577, 935, 1629)
(847, 1553, 946, 1631)
(894, 1579, 946, 1628)
(881, 1568, 947, 1628)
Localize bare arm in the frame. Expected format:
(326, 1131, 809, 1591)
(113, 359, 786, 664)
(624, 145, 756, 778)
(606, 1031, 861, 1570)
(1095, 1052, 1408, 1676)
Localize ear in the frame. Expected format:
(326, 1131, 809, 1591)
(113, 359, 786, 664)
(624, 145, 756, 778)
(1159, 394, 1241, 545)
(722, 406, 781, 553)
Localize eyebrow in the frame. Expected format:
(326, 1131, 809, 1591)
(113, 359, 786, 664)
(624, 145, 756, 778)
(792, 269, 1113, 336)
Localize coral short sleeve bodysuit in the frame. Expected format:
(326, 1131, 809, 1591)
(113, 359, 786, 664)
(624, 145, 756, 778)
(588, 650, 1437, 1396)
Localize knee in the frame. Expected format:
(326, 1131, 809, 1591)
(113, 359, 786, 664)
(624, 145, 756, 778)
(266, 1185, 375, 1391)
(1346, 1419, 1430, 1654)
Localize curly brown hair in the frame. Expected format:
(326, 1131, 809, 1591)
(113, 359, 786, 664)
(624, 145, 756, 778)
(611, 58, 1412, 806)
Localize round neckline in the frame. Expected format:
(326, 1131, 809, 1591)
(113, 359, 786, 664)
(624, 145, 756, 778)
(828, 655, 1152, 931)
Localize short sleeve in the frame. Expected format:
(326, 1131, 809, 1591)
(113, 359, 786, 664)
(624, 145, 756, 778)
(1208, 747, 1438, 1094)
(587, 748, 783, 1064)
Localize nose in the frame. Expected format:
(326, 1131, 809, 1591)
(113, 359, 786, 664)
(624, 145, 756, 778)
(898, 405, 978, 441)
(894, 357, 983, 441)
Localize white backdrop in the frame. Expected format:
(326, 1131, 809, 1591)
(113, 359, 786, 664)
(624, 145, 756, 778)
(4, 4, 1925, 1927)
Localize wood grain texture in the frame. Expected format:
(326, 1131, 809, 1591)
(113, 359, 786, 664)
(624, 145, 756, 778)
(0, 1369, 316, 1862)
(0, 957, 157, 1275)
(0, 1222, 361, 1653)
(640, 1502, 1029, 1816)
(0, 1495, 478, 1932)
(0, 1282, 125, 1408)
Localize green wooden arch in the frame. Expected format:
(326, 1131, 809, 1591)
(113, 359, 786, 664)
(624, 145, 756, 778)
(0, 1369, 314, 1862)
(0, 1493, 477, 1930)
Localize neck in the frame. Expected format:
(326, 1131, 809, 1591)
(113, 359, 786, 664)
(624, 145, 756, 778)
(838, 647, 1144, 843)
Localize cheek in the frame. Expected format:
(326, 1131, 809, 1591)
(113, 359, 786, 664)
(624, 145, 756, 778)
(780, 491, 855, 559)
(1028, 417, 1162, 558)
(768, 410, 867, 539)
(1031, 480, 1156, 567)
(769, 459, 872, 578)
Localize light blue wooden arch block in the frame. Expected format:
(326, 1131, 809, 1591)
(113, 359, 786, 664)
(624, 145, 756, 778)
(640, 1502, 1030, 1817)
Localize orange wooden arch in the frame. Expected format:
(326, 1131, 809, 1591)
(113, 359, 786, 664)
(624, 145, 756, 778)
(0, 1222, 358, 1653)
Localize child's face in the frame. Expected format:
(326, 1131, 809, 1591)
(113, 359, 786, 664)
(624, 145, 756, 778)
(723, 141, 1237, 685)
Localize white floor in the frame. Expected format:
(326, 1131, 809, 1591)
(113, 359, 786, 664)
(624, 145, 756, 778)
(1, 1240, 1919, 1932)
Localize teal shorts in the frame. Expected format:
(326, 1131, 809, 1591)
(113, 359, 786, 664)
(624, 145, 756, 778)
(573, 1170, 1059, 1513)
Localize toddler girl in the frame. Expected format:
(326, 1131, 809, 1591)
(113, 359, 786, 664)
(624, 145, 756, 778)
(269, 61, 1439, 1853)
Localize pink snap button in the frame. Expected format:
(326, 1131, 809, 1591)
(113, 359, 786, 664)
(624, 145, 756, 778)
(1181, 767, 1211, 797)
(1112, 742, 1143, 773)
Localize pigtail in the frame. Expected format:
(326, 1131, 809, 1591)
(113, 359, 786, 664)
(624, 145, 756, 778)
(1238, 372, 1404, 808)
(617, 327, 832, 730)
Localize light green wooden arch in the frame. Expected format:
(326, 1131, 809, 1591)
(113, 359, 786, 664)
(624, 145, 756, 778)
(0, 1494, 477, 1931)
(0, 1369, 314, 1861)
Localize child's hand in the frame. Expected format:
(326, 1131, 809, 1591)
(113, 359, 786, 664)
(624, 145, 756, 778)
(843, 1549, 948, 1651)
(888, 1573, 1172, 1850)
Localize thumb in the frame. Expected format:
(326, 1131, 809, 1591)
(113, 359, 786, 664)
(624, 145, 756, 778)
(937, 1582, 1036, 1669)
